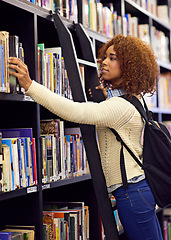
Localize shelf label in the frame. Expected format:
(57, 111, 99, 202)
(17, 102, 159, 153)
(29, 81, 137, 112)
(27, 186, 37, 194)
(42, 184, 51, 190)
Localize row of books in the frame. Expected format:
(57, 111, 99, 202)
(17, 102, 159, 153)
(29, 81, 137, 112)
(158, 72, 171, 109)
(0, 128, 37, 193)
(40, 119, 89, 184)
(123, 14, 170, 62)
(25, 0, 171, 28)
(83, 1, 117, 37)
(140, 72, 171, 110)
(0, 225, 35, 240)
(83, 1, 170, 38)
(163, 220, 171, 240)
(0, 31, 25, 94)
(38, 44, 72, 99)
(43, 201, 89, 240)
(27, 0, 78, 23)
(164, 208, 171, 240)
(132, 0, 170, 25)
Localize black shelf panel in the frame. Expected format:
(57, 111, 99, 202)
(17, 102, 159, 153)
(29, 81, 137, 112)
(0, 93, 34, 102)
(84, 26, 110, 43)
(0, 185, 38, 202)
(157, 60, 171, 70)
(150, 107, 171, 114)
(42, 174, 91, 191)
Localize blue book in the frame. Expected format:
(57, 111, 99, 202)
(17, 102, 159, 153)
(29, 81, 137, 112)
(19, 137, 28, 187)
(17, 138, 24, 188)
(2, 139, 14, 190)
(72, 135, 76, 177)
(24, 137, 33, 186)
(0, 129, 35, 186)
(0, 232, 12, 240)
(65, 135, 71, 177)
(1, 45, 5, 92)
(124, 14, 130, 36)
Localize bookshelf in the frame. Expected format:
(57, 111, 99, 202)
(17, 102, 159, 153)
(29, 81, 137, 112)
(1, 0, 171, 239)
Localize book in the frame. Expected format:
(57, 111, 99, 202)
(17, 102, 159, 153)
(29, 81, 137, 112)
(0, 232, 12, 240)
(0, 132, 2, 191)
(40, 119, 65, 182)
(32, 138, 37, 185)
(0, 39, 3, 93)
(157, 5, 169, 25)
(44, 201, 87, 240)
(138, 24, 150, 43)
(43, 212, 54, 240)
(44, 47, 62, 94)
(0, 31, 10, 93)
(96, 1, 104, 34)
(10, 232, 24, 240)
(64, 128, 88, 176)
(0, 128, 36, 187)
(2, 144, 12, 192)
(2, 228, 34, 240)
(131, 16, 138, 37)
(10, 138, 20, 189)
(9, 35, 20, 93)
(2, 139, 15, 190)
(125, 13, 132, 36)
(37, 43, 46, 86)
(3, 226, 35, 240)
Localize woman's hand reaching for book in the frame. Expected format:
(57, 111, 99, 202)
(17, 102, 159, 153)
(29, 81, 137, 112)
(8, 57, 32, 91)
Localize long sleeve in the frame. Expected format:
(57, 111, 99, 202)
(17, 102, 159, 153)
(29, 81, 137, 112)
(26, 80, 135, 130)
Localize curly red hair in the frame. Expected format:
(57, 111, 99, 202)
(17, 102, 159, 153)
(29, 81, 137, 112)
(98, 34, 159, 96)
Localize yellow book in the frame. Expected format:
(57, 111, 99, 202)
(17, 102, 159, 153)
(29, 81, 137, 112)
(45, 52, 54, 92)
(0, 31, 10, 93)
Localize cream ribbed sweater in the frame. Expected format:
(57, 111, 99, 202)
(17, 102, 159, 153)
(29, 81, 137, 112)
(26, 80, 144, 188)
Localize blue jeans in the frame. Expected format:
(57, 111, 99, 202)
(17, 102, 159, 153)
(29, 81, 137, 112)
(112, 179, 163, 240)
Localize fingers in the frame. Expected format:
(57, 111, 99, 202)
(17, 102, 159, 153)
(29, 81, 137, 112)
(88, 88, 93, 97)
(8, 57, 28, 75)
(95, 84, 107, 99)
(8, 57, 32, 91)
(8, 57, 25, 67)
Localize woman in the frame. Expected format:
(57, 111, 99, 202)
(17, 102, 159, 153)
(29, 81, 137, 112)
(8, 34, 162, 240)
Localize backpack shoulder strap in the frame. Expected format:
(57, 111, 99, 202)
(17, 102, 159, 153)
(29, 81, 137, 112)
(121, 95, 149, 123)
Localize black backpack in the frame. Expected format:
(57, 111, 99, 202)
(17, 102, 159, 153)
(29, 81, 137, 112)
(110, 96, 171, 208)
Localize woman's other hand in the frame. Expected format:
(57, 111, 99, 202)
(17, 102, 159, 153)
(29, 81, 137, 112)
(8, 57, 32, 91)
(95, 84, 107, 99)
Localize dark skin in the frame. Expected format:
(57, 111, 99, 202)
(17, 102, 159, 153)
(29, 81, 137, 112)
(8, 57, 32, 91)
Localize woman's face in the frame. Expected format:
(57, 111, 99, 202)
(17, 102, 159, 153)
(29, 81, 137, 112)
(101, 45, 122, 87)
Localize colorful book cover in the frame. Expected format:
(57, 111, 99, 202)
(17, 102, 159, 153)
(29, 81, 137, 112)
(2, 139, 14, 190)
(44, 47, 62, 95)
(2, 145, 11, 192)
(0, 232, 12, 240)
(1, 44, 5, 92)
(0, 129, 35, 186)
(9, 35, 19, 93)
(32, 138, 37, 185)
